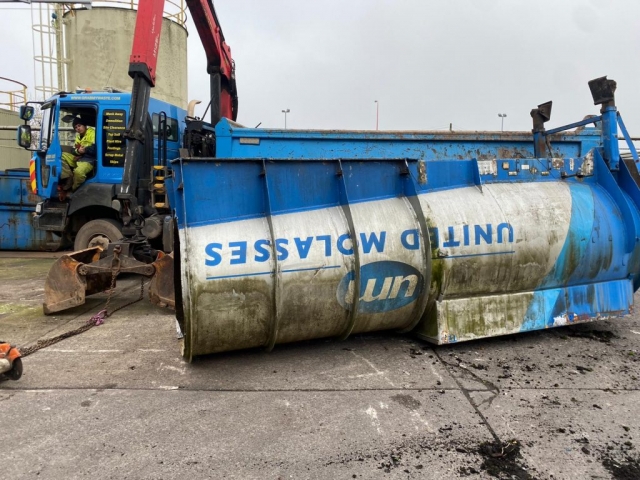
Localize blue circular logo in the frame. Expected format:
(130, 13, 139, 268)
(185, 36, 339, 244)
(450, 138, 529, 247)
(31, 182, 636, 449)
(336, 261, 424, 313)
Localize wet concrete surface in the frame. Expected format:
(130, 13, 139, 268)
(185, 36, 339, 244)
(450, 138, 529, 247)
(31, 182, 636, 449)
(1, 253, 639, 479)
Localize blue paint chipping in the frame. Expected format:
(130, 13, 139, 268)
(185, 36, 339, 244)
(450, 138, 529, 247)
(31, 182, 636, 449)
(540, 183, 595, 289)
(522, 181, 635, 332)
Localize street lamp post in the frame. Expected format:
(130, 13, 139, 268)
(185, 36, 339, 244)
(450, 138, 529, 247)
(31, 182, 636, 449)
(282, 108, 290, 129)
(498, 113, 507, 132)
(374, 100, 379, 130)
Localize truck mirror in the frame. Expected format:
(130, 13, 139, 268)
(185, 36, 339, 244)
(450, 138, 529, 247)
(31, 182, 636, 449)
(17, 125, 32, 149)
(19, 105, 35, 122)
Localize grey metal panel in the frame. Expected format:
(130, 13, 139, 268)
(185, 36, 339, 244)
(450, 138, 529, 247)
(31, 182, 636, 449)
(0, 108, 30, 171)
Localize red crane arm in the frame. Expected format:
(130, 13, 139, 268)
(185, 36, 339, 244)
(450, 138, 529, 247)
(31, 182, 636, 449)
(128, 0, 165, 86)
(186, 0, 238, 121)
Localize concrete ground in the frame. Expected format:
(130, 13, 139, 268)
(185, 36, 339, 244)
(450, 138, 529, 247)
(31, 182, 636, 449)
(1, 252, 639, 480)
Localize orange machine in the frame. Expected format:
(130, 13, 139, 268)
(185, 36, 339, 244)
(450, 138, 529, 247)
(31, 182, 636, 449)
(0, 343, 22, 380)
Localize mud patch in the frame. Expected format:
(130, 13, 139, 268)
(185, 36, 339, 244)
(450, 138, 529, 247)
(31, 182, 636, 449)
(598, 442, 640, 480)
(476, 440, 533, 479)
(323, 435, 539, 478)
(390, 394, 421, 410)
(601, 456, 640, 480)
(565, 327, 616, 343)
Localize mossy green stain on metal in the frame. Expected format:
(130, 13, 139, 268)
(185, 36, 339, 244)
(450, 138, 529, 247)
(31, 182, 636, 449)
(430, 258, 445, 298)
(442, 292, 533, 340)
(424, 216, 444, 297)
(417, 303, 439, 339)
(187, 276, 273, 357)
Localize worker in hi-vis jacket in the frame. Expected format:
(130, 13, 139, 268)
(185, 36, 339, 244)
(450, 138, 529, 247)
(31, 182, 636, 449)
(59, 116, 96, 200)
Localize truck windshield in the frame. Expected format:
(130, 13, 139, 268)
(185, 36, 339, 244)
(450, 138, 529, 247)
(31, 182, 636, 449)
(39, 102, 54, 150)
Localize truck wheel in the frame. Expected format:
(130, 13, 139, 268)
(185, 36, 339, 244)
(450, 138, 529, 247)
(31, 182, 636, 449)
(74, 219, 123, 251)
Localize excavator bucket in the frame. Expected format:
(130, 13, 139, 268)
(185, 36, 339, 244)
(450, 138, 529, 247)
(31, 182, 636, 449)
(44, 244, 176, 315)
(149, 252, 176, 309)
(43, 247, 111, 314)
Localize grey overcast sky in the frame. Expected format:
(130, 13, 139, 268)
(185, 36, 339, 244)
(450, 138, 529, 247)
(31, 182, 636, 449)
(1, 0, 640, 133)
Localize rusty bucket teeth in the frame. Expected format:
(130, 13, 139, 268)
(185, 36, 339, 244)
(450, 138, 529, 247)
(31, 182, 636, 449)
(43, 247, 111, 315)
(149, 252, 176, 309)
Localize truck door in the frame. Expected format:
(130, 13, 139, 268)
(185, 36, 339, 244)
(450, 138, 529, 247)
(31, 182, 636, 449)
(36, 102, 99, 200)
(36, 101, 59, 201)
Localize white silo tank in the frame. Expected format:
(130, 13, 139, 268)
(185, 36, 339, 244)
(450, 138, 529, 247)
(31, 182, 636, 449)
(63, 4, 188, 109)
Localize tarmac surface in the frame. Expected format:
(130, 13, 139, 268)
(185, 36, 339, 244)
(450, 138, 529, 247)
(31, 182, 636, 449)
(1, 252, 640, 479)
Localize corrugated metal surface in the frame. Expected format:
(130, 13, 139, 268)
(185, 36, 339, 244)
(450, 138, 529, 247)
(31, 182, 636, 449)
(0, 170, 49, 250)
(170, 145, 640, 359)
(0, 108, 30, 171)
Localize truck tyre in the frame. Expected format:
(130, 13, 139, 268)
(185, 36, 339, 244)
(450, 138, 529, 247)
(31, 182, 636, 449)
(74, 219, 123, 251)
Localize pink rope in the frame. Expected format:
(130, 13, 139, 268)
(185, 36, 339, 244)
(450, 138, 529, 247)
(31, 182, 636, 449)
(89, 309, 107, 326)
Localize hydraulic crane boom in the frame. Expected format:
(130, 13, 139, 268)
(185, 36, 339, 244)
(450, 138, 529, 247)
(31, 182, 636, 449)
(119, 0, 239, 216)
(118, 0, 164, 210)
(129, 0, 163, 86)
(187, 0, 239, 123)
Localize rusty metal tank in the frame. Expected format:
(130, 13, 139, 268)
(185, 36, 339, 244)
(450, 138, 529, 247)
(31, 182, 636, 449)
(169, 86, 640, 360)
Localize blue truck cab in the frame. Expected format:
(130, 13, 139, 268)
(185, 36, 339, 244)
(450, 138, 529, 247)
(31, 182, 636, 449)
(19, 90, 185, 251)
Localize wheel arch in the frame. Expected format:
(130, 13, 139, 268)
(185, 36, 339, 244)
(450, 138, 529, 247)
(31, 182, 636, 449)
(68, 183, 117, 217)
(67, 183, 119, 237)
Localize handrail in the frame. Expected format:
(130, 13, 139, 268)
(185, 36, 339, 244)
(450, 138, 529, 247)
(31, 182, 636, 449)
(0, 77, 28, 112)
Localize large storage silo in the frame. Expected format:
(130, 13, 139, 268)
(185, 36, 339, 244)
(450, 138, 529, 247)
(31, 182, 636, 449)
(0, 78, 30, 170)
(63, 5, 188, 109)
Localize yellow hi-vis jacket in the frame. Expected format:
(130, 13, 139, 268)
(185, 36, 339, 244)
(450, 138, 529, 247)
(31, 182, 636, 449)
(73, 126, 96, 156)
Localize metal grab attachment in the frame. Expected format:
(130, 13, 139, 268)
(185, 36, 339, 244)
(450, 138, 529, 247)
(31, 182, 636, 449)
(43, 247, 108, 314)
(43, 244, 176, 314)
(148, 252, 176, 309)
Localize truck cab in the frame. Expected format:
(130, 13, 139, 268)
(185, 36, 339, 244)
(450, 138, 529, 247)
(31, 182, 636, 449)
(17, 90, 185, 251)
